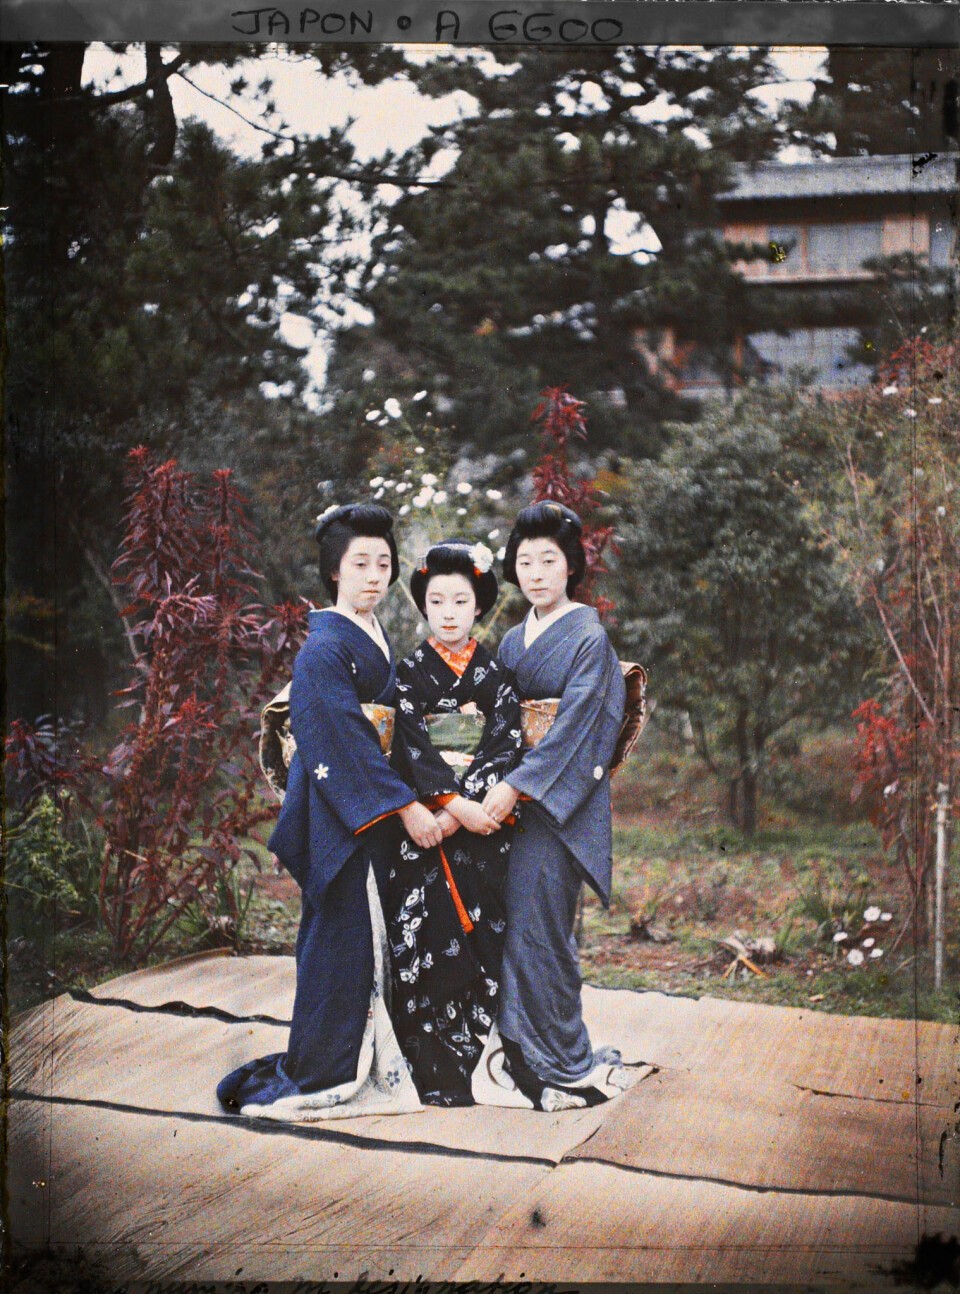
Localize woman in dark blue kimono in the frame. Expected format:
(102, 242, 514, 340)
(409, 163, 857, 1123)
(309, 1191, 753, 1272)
(217, 504, 443, 1121)
(474, 503, 636, 1113)
(387, 539, 524, 1106)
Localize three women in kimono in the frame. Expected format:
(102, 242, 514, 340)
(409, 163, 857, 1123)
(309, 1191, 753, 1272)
(218, 499, 633, 1120)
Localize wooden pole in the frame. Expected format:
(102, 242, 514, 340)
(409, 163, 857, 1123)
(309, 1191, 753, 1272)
(934, 783, 949, 991)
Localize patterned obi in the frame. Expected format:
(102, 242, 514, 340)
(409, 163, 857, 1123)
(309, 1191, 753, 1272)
(259, 682, 394, 801)
(424, 709, 486, 770)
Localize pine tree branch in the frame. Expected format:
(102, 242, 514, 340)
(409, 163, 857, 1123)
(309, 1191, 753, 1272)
(176, 70, 298, 149)
(42, 51, 190, 107)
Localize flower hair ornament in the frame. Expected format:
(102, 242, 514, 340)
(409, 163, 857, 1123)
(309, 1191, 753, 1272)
(469, 543, 494, 575)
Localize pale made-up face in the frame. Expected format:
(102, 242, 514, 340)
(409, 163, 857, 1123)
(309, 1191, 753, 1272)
(424, 572, 478, 651)
(334, 536, 393, 615)
(515, 537, 570, 618)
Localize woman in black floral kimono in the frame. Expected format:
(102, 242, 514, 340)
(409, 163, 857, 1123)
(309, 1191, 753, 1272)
(388, 539, 523, 1105)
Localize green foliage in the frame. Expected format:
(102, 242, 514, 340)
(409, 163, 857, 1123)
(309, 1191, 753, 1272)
(3, 43, 430, 724)
(615, 383, 868, 832)
(323, 46, 809, 458)
(791, 875, 872, 945)
(6, 794, 101, 929)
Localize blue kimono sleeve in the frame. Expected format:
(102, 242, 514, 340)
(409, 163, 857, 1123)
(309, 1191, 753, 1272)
(506, 627, 625, 827)
(289, 634, 415, 835)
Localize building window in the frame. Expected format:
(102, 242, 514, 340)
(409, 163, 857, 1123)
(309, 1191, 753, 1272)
(807, 221, 883, 272)
(762, 221, 884, 277)
(930, 216, 956, 268)
(747, 327, 872, 388)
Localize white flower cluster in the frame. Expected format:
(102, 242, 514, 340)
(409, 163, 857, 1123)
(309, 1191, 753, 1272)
(835, 906, 892, 966)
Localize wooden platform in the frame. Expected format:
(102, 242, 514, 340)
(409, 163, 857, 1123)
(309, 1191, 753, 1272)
(8, 951, 959, 1285)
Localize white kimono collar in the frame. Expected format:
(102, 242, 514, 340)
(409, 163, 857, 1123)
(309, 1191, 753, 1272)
(523, 600, 585, 649)
(318, 605, 391, 660)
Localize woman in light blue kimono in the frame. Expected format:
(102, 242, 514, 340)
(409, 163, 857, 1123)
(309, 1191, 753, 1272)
(217, 504, 442, 1121)
(474, 502, 635, 1112)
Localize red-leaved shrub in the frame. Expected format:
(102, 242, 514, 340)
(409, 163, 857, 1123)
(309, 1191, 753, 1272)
(98, 448, 306, 960)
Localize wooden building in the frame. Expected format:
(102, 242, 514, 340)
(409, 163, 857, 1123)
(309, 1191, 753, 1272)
(658, 152, 958, 395)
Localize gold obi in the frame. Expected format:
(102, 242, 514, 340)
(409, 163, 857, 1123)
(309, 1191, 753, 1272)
(259, 682, 395, 802)
(519, 661, 650, 777)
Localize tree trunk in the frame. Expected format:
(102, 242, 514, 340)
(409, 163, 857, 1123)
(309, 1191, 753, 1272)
(741, 765, 758, 837)
(727, 775, 741, 828)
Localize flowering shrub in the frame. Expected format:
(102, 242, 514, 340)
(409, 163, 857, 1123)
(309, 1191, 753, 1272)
(343, 384, 618, 638)
(329, 391, 521, 642)
(835, 330, 960, 933)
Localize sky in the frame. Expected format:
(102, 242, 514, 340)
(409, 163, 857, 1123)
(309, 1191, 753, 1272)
(82, 44, 828, 400)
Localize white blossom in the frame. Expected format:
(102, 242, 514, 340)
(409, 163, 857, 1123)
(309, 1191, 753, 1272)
(486, 488, 503, 500)
(374, 488, 385, 500)
(362, 368, 376, 383)
(455, 481, 473, 495)
(870, 947, 884, 958)
(882, 384, 898, 396)
(937, 506, 947, 517)
(365, 409, 381, 422)
(929, 396, 943, 405)
(413, 495, 428, 508)
(457, 507, 467, 516)
(383, 479, 395, 489)
(847, 948, 865, 966)
(833, 931, 848, 943)
(384, 398, 402, 419)
(418, 485, 436, 503)
(864, 905, 881, 922)
(862, 937, 875, 948)
(377, 417, 389, 427)
(412, 390, 428, 402)
(415, 446, 425, 454)
(433, 490, 448, 505)
(883, 782, 898, 798)
(399, 504, 411, 516)
(369, 476, 384, 488)
(488, 529, 500, 540)
(421, 473, 438, 487)
(496, 547, 506, 561)
(881, 912, 892, 922)
(395, 482, 410, 494)
(316, 503, 340, 520)
(904, 408, 917, 418)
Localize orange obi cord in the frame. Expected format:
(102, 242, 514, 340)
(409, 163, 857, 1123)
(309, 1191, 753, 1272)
(439, 846, 474, 934)
(354, 806, 404, 836)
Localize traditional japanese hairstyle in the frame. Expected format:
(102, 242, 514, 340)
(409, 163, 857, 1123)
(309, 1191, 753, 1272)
(409, 539, 499, 620)
(502, 501, 586, 596)
(314, 503, 400, 600)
